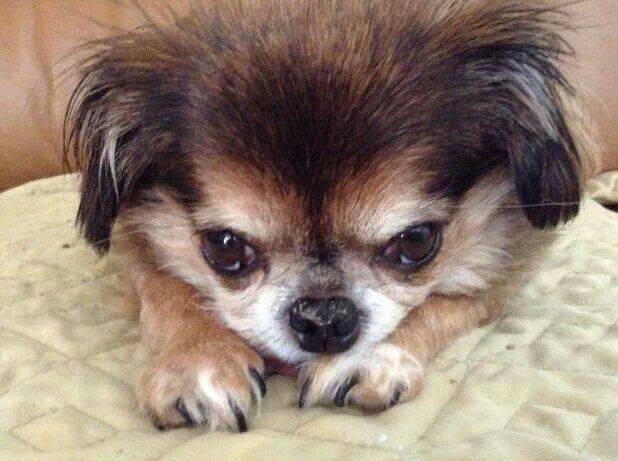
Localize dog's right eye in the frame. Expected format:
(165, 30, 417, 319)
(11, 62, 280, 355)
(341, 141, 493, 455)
(201, 230, 257, 275)
(379, 222, 441, 271)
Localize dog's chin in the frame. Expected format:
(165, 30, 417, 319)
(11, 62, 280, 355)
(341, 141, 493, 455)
(255, 323, 370, 377)
(248, 292, 409, 373)
(257, 323, 378, 378)
(239, 317, 316, 371)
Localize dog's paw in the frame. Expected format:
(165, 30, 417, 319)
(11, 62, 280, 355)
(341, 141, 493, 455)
(138, 343, 266, 432)
(299, 343, 424, 412)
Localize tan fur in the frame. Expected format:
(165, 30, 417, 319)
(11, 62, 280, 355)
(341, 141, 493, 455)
(298, 170, 560, 409)
(132, 263, 264, 431)
(328, 149, 448, 244)
(193, 155, 308, 247)
(65, 0, 598, 431)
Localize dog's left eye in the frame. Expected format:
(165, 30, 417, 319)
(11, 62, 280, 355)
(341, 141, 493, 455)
(380, 223, 441, 270)
(201, 230, 257, 275)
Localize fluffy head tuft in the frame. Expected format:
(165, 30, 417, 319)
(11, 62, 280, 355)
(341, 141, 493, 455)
(64, 0, 591, 361)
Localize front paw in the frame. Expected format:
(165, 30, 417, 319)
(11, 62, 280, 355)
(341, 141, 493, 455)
(138, 343, 266, 432)
(299, 343, 424, 412)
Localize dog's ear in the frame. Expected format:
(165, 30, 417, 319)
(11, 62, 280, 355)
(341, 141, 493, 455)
(64, 35, 189, 253)
(504, 106, 581, 230)
(455, 4, 584, 229)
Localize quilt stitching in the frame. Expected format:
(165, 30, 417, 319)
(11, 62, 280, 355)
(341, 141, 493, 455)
(1, 175, 616, 460)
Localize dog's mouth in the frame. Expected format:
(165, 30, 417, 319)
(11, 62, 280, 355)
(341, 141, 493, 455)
(264, 356, 300, 377)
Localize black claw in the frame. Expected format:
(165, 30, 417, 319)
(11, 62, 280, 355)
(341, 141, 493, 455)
(151, 416, 166, 431)
(299, 379, 311, 409)
(334, 376, 358, 407)
(249, 367, 267, 398)
(196, 400, 208, 423)
(389, 386, 403, 408)
(175, 398, 196, 426)
(228, 396, 248, 433)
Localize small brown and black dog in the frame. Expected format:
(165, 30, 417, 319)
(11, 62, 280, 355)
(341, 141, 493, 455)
(65, 0, 595, 431)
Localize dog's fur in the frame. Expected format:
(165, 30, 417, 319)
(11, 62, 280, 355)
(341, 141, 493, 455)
(65, 0, 596, 431)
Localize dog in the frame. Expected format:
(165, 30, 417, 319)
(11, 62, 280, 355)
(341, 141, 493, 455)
(64, 0, 596, 432)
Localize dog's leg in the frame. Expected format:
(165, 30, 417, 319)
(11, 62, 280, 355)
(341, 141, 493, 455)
(300, 295, 492, 411)
(134, 269, 266, 432)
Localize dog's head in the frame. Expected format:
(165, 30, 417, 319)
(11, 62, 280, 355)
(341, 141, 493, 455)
(65, 0, 587, 363)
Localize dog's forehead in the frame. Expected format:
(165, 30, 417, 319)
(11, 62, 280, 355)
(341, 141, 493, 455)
(190, 17, 434, 193)
(326, 150, 447, 243)
(188, 8, 464, 247)
(193, 154, 308, 244)
(193, 149, 440, 248)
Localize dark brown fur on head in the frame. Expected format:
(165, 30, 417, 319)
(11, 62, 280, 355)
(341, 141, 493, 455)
(64, 0, 584, 254)
(62, 0, 598, 431)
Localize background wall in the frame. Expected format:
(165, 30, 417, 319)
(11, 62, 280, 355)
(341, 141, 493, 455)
(0, 0, 615, 191)
(0, 0, 184, 190)
(565, 0, 618, 172)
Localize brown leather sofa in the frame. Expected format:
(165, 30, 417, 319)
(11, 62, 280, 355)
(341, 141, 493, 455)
(1, 0, 616, 191)
(0, 0, 176, 191)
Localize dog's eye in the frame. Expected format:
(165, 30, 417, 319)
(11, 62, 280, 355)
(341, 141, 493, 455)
(380, 223, 441, 270)
(201, 230, 257, 275)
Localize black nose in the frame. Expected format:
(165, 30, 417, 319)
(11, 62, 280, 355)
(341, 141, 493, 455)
(288, 297, 360, 353)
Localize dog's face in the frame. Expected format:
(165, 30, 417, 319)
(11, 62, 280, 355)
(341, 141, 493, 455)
(131, 150, 522, 364)
(65, 0, 585, 364)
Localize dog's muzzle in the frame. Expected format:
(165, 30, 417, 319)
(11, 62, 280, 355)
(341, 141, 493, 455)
(288, 297, 360, 353)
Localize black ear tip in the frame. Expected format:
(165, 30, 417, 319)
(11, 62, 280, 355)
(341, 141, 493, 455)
(517, 178, 581, 230)
(85, 224, 113, 254)
(524, 202, 580, 230)
(513, 138, 582, 231)
(92, 240, 112, 254)
(76, 208, 114, 254)
(80, 225, 112, 254)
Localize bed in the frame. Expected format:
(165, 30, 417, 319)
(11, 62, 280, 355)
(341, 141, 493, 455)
(1, 173, 617, 460)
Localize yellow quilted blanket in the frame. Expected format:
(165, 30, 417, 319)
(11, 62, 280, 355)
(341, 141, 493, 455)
(1, 173, 617, 460)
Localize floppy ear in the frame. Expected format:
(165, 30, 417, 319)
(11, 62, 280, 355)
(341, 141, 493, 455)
(490, 52, 582, 229)
(457, 5, 584, 229)
(64, 35, 189, 253)
(505, 105, 581, 230)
